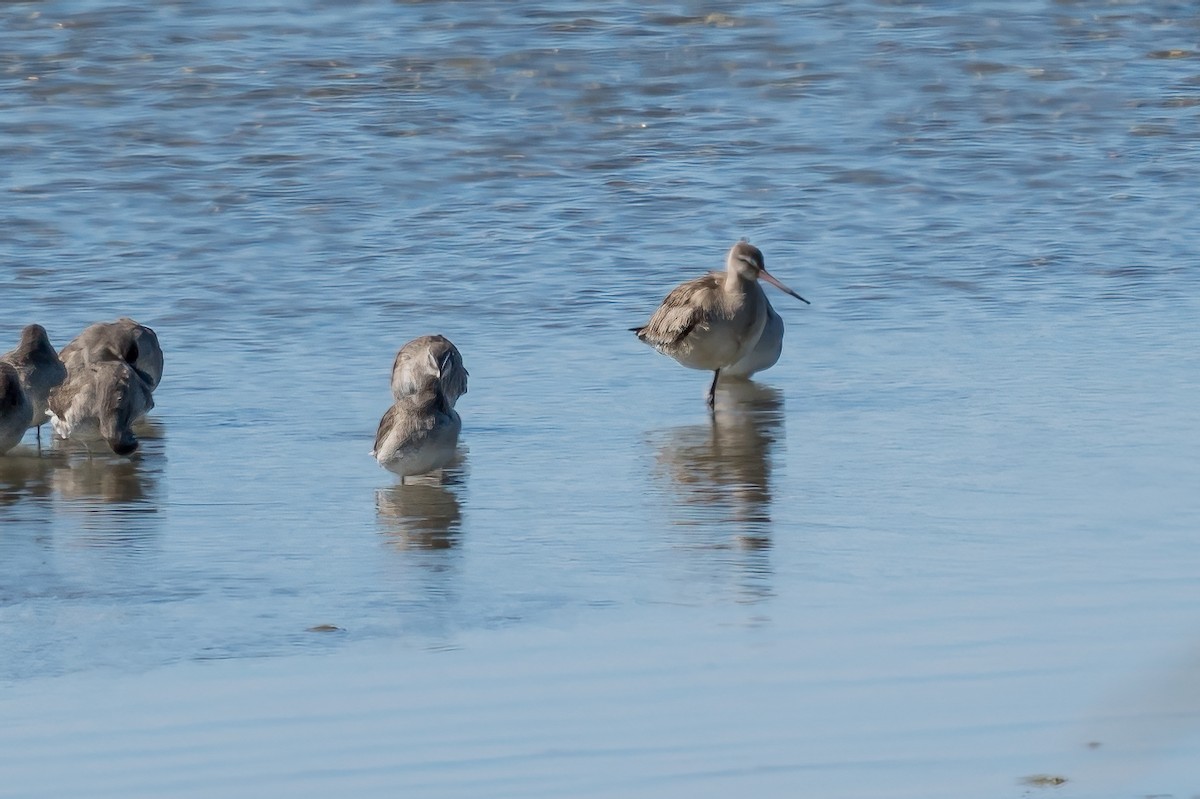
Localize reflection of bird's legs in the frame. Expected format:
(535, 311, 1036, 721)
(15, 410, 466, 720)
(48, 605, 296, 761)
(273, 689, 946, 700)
(707, 369, 721, 409)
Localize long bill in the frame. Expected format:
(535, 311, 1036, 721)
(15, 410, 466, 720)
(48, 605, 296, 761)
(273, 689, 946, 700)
(760, 270, 811, 305)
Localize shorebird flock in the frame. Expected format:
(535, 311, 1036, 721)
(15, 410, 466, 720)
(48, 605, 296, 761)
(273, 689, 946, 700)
(1, 318, 161, 457)
(3, 241, 808, 481)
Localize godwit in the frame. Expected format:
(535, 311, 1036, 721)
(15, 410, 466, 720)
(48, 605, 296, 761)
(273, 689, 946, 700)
(60, 318, 164, 391)
(390, 334, 468, 407)
(632, 241, 809, 406)
(374, 339, 465, 482)
(2, 324, 67, 444)
(372, 366, 462, 483)
(0, 362, 33, 455)
(48, 359, 155, 456)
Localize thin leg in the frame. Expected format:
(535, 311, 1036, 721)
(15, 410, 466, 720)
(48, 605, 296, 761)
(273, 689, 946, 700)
(35, 424, 42, 451)
(707, 369, 720, 409)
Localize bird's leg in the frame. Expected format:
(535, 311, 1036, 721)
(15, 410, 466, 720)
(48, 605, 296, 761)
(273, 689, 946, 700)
(707, 369, 720, 409)
(35, 424, 42, 451)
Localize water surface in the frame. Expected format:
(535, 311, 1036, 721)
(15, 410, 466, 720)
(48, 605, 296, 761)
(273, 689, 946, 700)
(2, 1, 1200, 796)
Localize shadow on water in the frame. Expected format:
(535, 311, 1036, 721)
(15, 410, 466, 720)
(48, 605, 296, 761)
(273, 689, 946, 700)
(650, 380, 785, 603)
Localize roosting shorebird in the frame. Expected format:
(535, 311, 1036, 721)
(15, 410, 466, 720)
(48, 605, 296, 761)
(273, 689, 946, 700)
(48, 357, 155, 456)
(373, 336, 466, 482)
(1, 324, 67, 444)
(0, 361, 33, 455)
(59, 317, 164, 392)
(632, 241, 809, 407)
(47, 317, 161, 455)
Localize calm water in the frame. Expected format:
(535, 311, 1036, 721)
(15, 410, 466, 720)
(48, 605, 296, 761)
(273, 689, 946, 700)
(3, 1, 1200, 796)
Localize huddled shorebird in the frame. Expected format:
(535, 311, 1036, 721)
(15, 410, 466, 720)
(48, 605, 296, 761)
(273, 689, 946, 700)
(373, 336, 465, 483)
(48, 317, 161, 456)
(1, 324, 67, 445)
(0, 361, 33, 455)
(49, 358, 155, 456)
(632, 241, 809, 407)
(60, 317, 164, 392)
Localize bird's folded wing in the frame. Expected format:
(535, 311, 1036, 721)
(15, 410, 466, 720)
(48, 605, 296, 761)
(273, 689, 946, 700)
(635, 275, 721, 346)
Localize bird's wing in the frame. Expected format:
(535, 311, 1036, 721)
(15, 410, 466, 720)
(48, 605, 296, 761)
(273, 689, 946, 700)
(372, 403, 401, 457)
(633, 273, 722, 347)
(373, 400, 439, 460)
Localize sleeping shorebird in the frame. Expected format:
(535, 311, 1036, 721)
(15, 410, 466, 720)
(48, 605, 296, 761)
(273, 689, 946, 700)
(372, 369, 462, 483)
(390, 334, 468, 407)
(60, 317, 164, 392)
(2, 324, 67, 445)
(632, 241, 809, 407)
(373, 337, 466, 483)
(48, 358, 155, 456)
(0, 361, 33, 455)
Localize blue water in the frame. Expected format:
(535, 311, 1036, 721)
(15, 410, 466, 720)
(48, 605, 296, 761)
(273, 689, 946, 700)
(3, 2, 1200, 797)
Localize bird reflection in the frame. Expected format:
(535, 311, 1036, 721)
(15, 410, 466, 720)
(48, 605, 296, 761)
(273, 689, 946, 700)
(51, 456, 158, 505)
(51, 417, 164, 543)
(376, 477, 463, 551)
(651, 381, 785, 602)
(0, 442, 162, 548)
(132, 417, 166, 442)
(0, 449, 61, 507)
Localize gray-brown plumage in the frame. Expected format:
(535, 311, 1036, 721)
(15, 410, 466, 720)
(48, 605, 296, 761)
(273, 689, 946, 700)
(632, 241, 809, 407)
(390, 334, 468, 407)
(60, 318, 164, 392)
(48, 359, 155, 456)
(373, 354, 462, 483)
(1, 324, 67, 441)
(723, 299, 783, 380)
(0, 361, 33, 455)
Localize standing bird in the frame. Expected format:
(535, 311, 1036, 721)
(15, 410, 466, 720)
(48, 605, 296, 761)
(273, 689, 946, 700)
(632, 241, 809, 407)
(48, 357, 155, 456)
(2, 324, 67, 444)
(0, 361, 33, 455)
(372, 356, 462, 483)
(60, 317, 164, 392)
(390, 334, 468, 407)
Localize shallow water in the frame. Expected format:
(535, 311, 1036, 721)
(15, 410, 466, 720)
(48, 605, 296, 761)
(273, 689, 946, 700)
(3, 1, 1200, 796)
